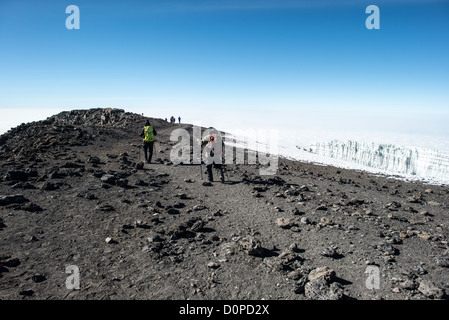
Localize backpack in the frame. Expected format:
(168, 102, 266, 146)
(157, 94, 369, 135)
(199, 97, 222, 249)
(144, 126, 155, 142)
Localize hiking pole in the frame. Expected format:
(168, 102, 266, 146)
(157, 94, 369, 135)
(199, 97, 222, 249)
(138, 145, 141, 163)
(153, 141, 157, 161)
(138, 139, 142, 163)
(222, 165, 229, 182)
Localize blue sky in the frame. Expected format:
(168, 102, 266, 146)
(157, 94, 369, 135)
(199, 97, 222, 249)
(0, 0, 448, 138)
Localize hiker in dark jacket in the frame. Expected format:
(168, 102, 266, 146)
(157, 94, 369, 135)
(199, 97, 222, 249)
(140, 120, 157, 163)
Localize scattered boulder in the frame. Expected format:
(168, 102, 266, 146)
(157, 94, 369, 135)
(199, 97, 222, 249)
(21, 202, 43, 212)
(105, 237, 117, 244)
(320, 247, 338, 258)
(100, 174, 117, 185)
(207, 262, 220, 269)
(88, 156, 101, 164)
(287, 269, 304, 281)
(346, 198, 366, 206)
(294, 276, 308, 294)
(434, 256, 449, 268)
(399, 279, 418, 291)
(300, 267, 343, 300)
(304, 277, 343, 300)
(275, 218, 297, 229)
(115, 178, 128, 188)
(238, 236, 264, 257)
(320, 217, 333, 225)
(408, 194, 424, 204)
(135, 162, 145, 170)
(307, 267, 336, 283)
(189, 219, 205, 232)
(147, 234, 164, 243)
(276, 250, 304, 271)
(300, 217, 311, 225)
(376, 242, 399, 255)
(167, 217, 205, 239)
(385, 201, 402, 211)
(410, 265, 427, 276)
(417, 279, 445, 299)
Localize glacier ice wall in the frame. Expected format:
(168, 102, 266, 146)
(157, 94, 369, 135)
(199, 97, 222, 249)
(308, 140, 449, 184)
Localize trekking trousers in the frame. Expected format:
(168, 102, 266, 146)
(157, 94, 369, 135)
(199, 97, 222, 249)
(206, 163, 224, 182)
(143, 141, 154, 163)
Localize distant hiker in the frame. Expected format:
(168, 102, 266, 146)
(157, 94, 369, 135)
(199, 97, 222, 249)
(140, 120, 157, 163)
(178, 116, 181, 124)
(165, 118, 167, 122)
(201, 129, 224, 182)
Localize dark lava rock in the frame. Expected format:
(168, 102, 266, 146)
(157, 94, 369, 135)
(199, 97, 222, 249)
(88, 156, 101, 164)
(0, 194, 28, 206)
(21, 202, 43, 212)
(376, 242, 399, 255)
(96, 204, 115, 212)
(100, 174, 117, 185)
(166, 207, 180, 215)
(4, 169, 30, 182)
(115, 178, 128, 188)
(294, 276, 308, 294)
(19, 289, 34, 297)
(39, 181, 59, 191)
(385, 201, 402, 211)
(32, 274, 47, 283)
(320, 247, 337, 258)
(2, 257, 21, 267)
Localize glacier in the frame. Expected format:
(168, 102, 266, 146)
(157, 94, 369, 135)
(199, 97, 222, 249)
(303, 140, 449, 185)
(222, 129, 449, 186)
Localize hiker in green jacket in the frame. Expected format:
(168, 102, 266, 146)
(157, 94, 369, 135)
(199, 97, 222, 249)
(140, 120, 157, 163)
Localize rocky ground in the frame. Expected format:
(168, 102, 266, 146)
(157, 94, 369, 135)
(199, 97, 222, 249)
(0, 108, 448, 300)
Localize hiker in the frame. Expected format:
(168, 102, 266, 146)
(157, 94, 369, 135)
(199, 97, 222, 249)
(201, 129, 225, 182)
(140, 120, 157, 163)
(178, 116, 181, 124)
